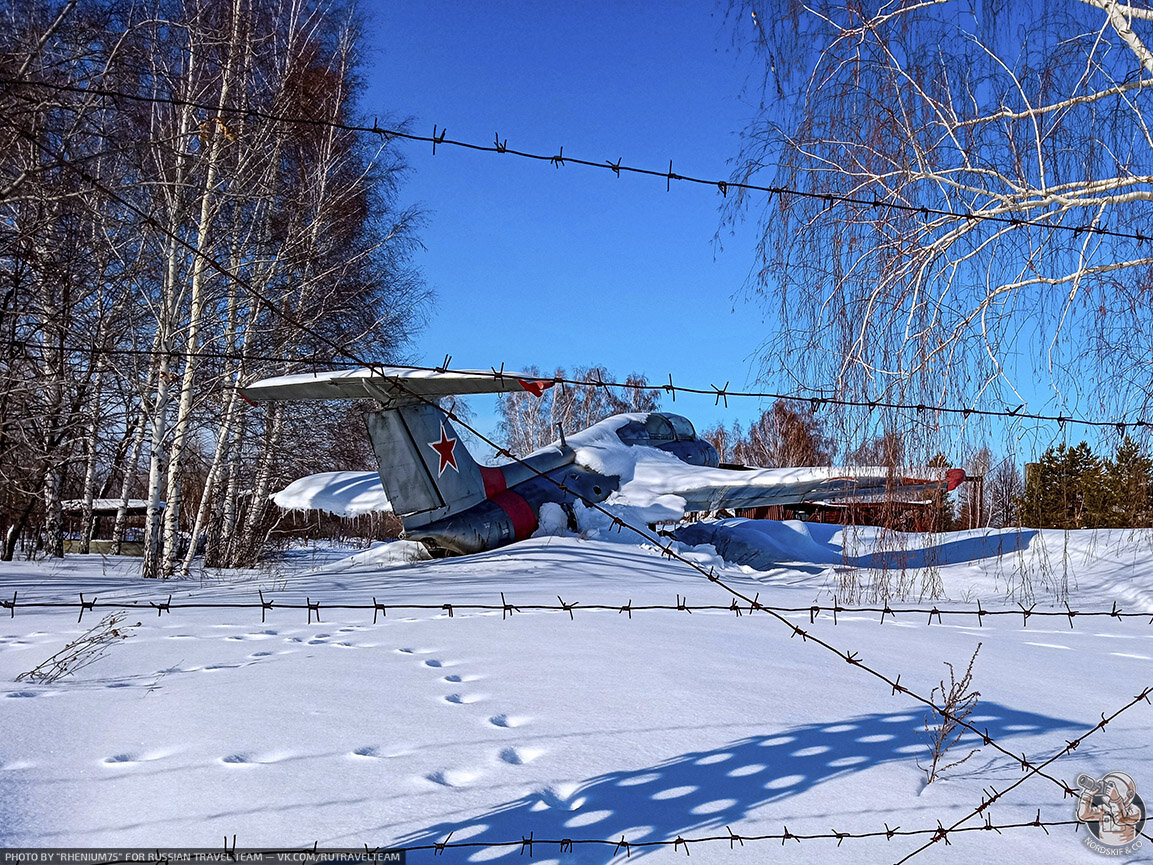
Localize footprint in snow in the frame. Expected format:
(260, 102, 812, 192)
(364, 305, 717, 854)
(498, 747, 544, 766)
(220, 751, 290, 765)
(353, 745, 412, 759)
(5, 691, 38, 699)
(443, 673, 481, 683)
(101, 750, 174, 766)
(102, 750, 174, 766)
(227, 631, 278, 641)
(488, 714, 530, 728)
(444, 693, 484, 705)
(425, 768, 482, 787)
(221, 752, 285, 765)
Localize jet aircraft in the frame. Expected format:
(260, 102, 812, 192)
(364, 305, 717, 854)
(241, 366, 965, 557)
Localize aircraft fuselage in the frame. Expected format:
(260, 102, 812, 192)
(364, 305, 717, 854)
(408, 413, 718, 556)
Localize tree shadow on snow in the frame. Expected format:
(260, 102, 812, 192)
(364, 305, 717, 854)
(396, 702, 1079, 862)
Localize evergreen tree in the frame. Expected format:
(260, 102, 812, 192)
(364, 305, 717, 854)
(1102, 437, 1153, 528)
(1020, 442, 1105, 529)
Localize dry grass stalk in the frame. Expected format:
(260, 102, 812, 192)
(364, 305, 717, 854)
(922, 642, 983, 784)
(17, 613, 139, 684)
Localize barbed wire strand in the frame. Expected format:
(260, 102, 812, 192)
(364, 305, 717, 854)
(7, 592, 1153, 630)
(124, 815, 1082, 860)
(61, 814, 1085, 865)
(4, 72, 1148, 429)
(6, 76, 1153, 247)
(9, 339, 1152, 430)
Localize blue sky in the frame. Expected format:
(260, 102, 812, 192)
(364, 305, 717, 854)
(362, 2, 774, 448)
(356, 2, 1110, 465)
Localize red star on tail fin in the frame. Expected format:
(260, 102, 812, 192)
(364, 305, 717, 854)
(429, 424, 459, 475)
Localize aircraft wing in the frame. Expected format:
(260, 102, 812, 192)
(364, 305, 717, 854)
(620, 460, 965, 514)
(241, 366, 552, 406)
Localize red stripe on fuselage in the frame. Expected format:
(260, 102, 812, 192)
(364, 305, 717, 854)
(490, 490, 537, 541)
(480, 466, 507, 498)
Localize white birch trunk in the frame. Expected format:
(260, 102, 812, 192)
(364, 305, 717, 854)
(161, 0, 245, 577)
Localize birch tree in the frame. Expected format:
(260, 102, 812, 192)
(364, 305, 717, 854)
(727, 1, 1153, 425)
(0, 0, 427, 570)
(497, 367, 661, 457)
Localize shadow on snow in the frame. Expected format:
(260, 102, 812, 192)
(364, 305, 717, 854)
(397, 701, 1079, 862)
(676, 520, 1038, 573)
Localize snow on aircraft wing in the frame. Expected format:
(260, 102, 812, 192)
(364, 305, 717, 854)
(603, 451, 964, 515)
(664, 468, 963, 513)
(240, 366, 552, 406)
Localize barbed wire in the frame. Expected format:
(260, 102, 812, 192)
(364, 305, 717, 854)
(11, 339, 1152, 430)
(6, 342, 350, 369)
(6, 76, 1153, 247)
(18, 116, 1150, 862)
(6, 590, 1153, 630)
(159, 814, 1087, 861)
(402, 816, 1081, 855)
(59, 813, 1092, 865)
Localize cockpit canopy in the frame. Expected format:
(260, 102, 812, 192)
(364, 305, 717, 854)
(614, 412, 699, 445)
(614, 413, 719, 468)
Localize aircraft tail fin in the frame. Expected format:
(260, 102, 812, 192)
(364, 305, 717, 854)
(240, 365, 556, 530)
(364, 404, 487, 529)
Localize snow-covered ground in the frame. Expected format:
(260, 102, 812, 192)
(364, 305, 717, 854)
(2, 523, 1153, 863)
